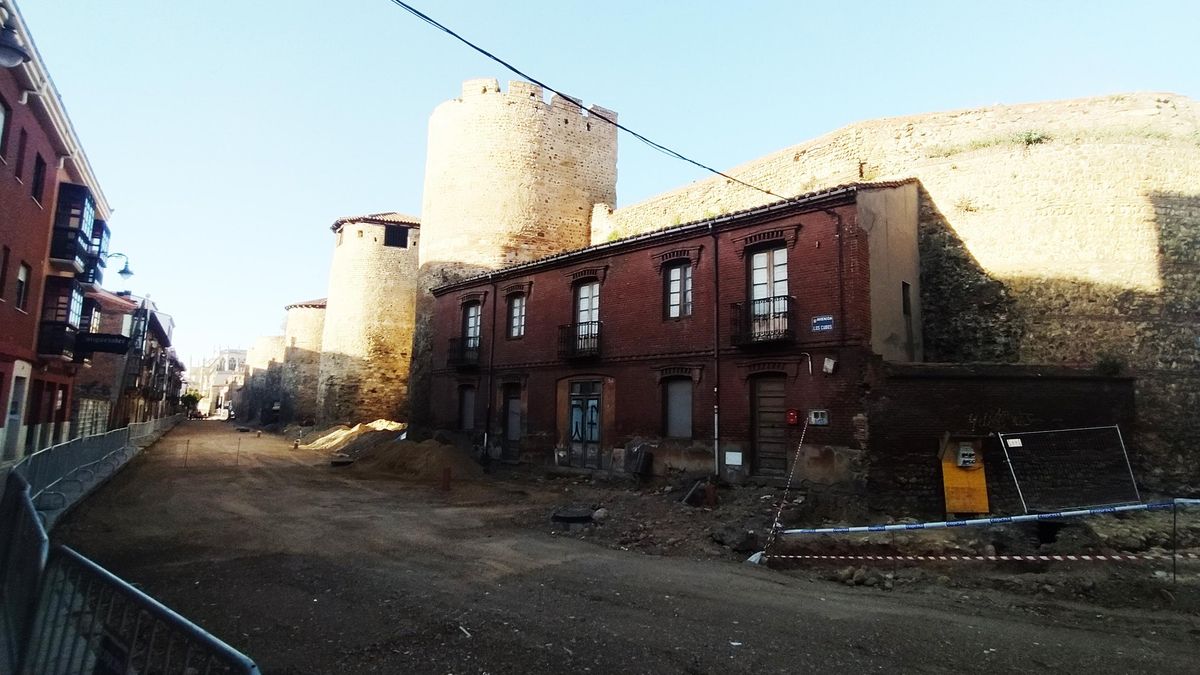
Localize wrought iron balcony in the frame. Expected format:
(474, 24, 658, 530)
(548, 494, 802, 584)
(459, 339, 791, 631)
(37, 321, 79, 361)
(731, 296, 796, 347)
(559, 321, 602, 359)
(49, 227, 89, 274)
(447, 336, 481, 369)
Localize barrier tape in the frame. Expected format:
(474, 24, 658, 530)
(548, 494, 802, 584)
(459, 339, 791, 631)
(765, 552, 1200, 562)
(779, 499, 1200, 537)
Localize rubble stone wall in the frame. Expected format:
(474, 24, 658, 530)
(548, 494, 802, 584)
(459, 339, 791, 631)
(282, 305, 325, 423)
(599, 92, 1200, 489)
(412, 79, 619, 427)
(318, 222, 419, 424)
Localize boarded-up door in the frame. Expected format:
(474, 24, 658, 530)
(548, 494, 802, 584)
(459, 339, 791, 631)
(753, 375, 788, 476)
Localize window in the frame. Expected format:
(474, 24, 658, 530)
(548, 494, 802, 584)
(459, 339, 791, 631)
(0, 245, 8, 299)
(31, 153, 45, 202)
(15, 263, 30, 310)
(665, 263, 693, 318)
(383, 225, 408, 248)
(463, 302, 482, 344)
(573, 281, 600, 353)
(41, 281, 83, 327)
(508, 294, 526, 338)
(15, 128, 26, 178)
(663, 377, 693, 438)
(749, 247, 788, 335)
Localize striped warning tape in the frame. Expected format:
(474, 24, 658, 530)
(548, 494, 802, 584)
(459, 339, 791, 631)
(765, 552, 1200, 562)
(780, 499, 1200, 537)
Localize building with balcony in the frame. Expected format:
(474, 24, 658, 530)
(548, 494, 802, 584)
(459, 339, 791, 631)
(0, 0, 118, 459)
(71, 291, 184, 435)
(429, 182, 924, 474)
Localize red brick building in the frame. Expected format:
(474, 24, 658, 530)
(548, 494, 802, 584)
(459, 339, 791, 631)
(0, 1, 117, 459)
(430, 182, 925, 482)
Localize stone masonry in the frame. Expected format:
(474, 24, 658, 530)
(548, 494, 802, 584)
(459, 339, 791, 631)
(410, 79, 619, 427)
(281, 299, 326, 423)
(592, 92, 1200, 490)
(318, 215, 420, 424)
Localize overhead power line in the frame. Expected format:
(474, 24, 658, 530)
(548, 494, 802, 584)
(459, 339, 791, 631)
(386, 0, 791, 202)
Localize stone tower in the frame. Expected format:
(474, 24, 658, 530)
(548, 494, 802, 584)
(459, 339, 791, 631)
(281, 298, 326, 424)
(317, 213, 420, 423)
(411, 79, 619, 426)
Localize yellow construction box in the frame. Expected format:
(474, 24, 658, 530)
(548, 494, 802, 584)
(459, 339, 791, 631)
(939, 433, 989, 515)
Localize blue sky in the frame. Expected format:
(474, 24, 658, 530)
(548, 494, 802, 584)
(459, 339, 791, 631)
(16, 0, 1198, 366)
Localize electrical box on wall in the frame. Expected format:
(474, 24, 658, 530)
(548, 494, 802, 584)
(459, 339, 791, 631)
(808, 410, 829, 426)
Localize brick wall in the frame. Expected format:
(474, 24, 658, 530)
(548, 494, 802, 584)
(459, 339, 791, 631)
(429, 195, 879, 478)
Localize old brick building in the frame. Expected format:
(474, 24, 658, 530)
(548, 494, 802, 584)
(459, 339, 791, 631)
(430, 182, 923, 480)
(429, 179, 1137, 514)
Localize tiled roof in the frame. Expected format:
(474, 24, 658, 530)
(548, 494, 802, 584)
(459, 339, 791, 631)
(284, 298, 327, 310)
(330, 212, 420, 232)
(433, 179, 916, 294)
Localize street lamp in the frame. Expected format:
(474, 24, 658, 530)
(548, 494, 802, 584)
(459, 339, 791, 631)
(104, 252, 134, 281)
(0, 24, 30, 68)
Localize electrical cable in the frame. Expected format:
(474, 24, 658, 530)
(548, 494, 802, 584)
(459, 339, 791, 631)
(386, 0, 792, 202)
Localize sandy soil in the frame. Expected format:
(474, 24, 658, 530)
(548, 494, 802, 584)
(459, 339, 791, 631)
(53, 421, 1200, 674)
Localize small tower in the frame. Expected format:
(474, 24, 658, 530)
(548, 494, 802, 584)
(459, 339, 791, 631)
(317, 213, 420, 423)
(281, 298, 326, 423)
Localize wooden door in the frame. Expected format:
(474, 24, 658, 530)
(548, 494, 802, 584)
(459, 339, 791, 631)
(752, 375, 788, 476)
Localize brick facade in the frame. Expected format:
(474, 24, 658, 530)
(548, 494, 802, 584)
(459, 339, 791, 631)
(430, 185, 911, 482)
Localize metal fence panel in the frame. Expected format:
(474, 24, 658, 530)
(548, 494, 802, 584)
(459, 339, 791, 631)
(21, 546, 258, 675)
(997, 425, 1141, 513)
(0, 473, 49, 668)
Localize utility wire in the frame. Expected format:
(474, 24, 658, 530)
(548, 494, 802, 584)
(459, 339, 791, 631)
(386, 0, 792, 202)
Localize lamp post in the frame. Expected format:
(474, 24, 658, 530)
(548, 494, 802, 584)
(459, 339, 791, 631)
(0, 23, 30, 68)
(103, 252, 135, 283)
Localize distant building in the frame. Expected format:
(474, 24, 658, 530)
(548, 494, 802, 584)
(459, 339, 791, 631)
(191, 349, 246, 417)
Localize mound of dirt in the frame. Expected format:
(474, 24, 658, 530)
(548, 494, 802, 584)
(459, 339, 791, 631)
(349, 438, 484, 481)
(301, 420, 405, 452)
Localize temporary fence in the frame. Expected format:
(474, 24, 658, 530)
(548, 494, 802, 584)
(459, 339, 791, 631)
(0, 472, 48, 668)
(0, 415, 257, 673)
(13, 414, 182, 529)
(21, 545, 257, 675)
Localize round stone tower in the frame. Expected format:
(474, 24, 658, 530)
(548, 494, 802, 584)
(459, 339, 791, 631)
(317, 213, 420, 423)
(281, 298, 326, 424)
(410, 79, 619, 426)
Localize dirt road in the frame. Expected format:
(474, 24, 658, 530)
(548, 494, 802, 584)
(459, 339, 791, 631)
(55, 422, 1200, 673)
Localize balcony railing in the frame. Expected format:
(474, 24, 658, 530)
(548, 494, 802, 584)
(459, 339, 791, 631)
(447, 336, 481, 368)
(559, 321, 602, 359)
(49, 228, 89, 273)
(37, 321, 79, 361)
(78, 256, 104, 289)
(731, 296, 796, 346)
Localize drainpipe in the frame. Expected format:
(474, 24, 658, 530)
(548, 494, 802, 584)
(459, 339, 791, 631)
(484, 275, 498, 454)
(710, 223, 721, 477)
(822, 208, 848, 346)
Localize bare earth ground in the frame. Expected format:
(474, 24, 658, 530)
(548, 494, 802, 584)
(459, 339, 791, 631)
(54, 422, 1200, 674)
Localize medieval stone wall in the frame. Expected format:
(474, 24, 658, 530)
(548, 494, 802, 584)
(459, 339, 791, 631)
(411, 79, 620, 427)
(318, 222, 419, 423)
(281, 304, 325, 423)
(597, 92, 1200, 489)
